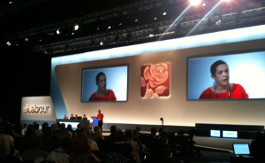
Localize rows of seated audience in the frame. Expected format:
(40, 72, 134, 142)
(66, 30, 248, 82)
(0, 118, 264, 163)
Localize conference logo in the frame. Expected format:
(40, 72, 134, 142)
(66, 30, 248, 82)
(23, 104, 51, 114)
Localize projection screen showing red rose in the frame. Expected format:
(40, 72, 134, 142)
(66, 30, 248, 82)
(141, 62, 170, 98)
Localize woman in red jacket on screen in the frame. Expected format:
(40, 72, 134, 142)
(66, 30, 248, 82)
(89, 72, 116, 101)
(199, 60, 248, 99)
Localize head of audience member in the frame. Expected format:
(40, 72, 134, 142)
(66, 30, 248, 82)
(71, 133, 90, 154)
(125, 129, 134, 141)
(51, 123, 59, 132)
(59, 123, 66, 130)
(151, 127, 157, 136)
(115, 129, 124, 142)
(42, 122, 49, 129)
(93, 126, 101, 133)
(110, 125, 117, 135)
(67, 124, 73, 131)
(136, 126, 141, 132)
(0, 134, 15, 160)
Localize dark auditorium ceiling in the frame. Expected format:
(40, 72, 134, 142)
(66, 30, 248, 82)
(0, 0, 138, 34)
(1, 0, 265, 56)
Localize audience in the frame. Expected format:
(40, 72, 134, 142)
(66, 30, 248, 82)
(1, 117, 264, 163)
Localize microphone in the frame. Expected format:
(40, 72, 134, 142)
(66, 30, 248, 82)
(160, 118, 164, 129)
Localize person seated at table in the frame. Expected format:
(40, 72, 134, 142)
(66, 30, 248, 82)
(63, 114, 68, 119)
(70, 114, 75, 120)
(83, 114, 88, 120)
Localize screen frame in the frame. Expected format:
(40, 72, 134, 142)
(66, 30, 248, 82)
(222, 130, 238, 138)
(232, 143, 250, 155)
(210, 129, 221, 137)
(81, 64, 129, 103)
(186, 48, 265, 101)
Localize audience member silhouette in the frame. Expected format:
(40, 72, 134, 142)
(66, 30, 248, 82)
(250, 132, 265, 162)
(69, 133, 100, 163)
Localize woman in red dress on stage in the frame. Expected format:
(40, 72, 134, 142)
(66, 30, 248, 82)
(199, 60, 248, 99)
(97, 110, 104, 131)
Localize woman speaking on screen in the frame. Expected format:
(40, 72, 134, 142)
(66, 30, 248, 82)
(89, 72, 117, 101)
(199, 60, 248, 99)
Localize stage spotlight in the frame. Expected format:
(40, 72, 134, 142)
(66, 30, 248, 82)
(189, 0, 202, 6)
(216, 19, 222, 25)
(6, 41, 11, 46)
(74, 24, 79, 31)
(162, 12, 167, 16)
(56, 29, 61, 35)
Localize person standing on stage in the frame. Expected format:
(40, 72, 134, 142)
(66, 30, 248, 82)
(97, 110, 104, 131)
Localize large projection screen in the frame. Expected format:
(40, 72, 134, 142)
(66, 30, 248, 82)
(188, 51, 265, 100)
(51, 25, 265, 127)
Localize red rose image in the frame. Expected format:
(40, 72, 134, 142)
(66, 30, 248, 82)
(141, 62, 170, 98)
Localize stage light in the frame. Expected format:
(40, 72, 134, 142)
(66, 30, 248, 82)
(56, 29, 61, 35)
(216, 19, 222, 25)
(6, 41, 11, 46)
(189, 0, 202, 6)
(162, 12, 167, 16)
(74, 24, 79, 31)
(149, 34, 155, 37)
